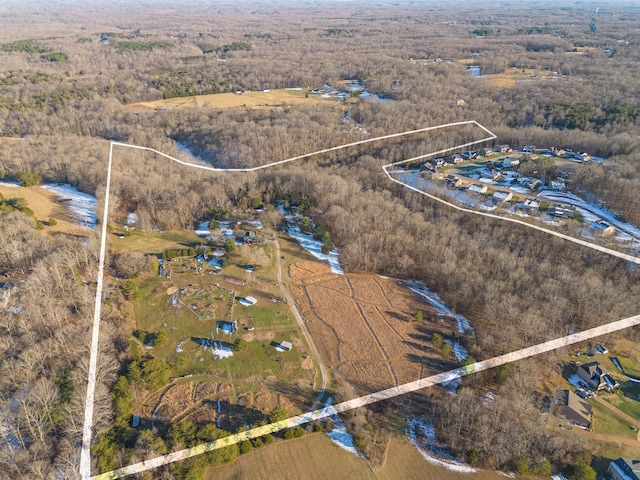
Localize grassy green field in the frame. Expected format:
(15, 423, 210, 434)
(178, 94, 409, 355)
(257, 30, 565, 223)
(205, 433, 513, 480)
(616, 356, 640, 378)
(590, 401, 638, 439)
(110, 228, 205, 255)
(126, 230, 320, 418)
(603, 387, 640, 423)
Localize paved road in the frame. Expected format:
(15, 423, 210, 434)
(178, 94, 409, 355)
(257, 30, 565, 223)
(275, 239, 329, 399)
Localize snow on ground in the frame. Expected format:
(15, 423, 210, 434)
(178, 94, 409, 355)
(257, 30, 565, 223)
(195, 221, 210, 237)
(324, 398, 362, 456)
(612, 357, 623, 371)
(407, 417, 476, 474)
(445, 339, 469, 362)
(443, 375, 462, 393)
(287, 224, 343, 274)
(175, 340, 185, 353)
(0, 181, 20, 187)
(509, 185, 530, 194)
(208, 341, 233, 359)
(551, 474, 569, 480)
(127, 212, 138, 224)
(407, 281, 473, 335)
(41, 183, 97, 229)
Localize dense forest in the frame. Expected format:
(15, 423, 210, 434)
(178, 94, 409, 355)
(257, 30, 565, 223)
(2, 0, 640, 478)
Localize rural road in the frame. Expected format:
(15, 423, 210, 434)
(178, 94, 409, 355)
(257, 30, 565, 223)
(275, 239, 329, 401)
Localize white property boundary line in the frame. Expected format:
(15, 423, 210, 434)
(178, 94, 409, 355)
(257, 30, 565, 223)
(94, 313, 640, 480)
(83, 121, 640, 479)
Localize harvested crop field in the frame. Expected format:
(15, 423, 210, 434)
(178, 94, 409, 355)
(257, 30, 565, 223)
(290, 265, 457, 393)
(126, 88, 341, 112)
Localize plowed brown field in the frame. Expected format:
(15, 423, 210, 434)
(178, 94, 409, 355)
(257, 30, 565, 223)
(289, 263, 448, 393)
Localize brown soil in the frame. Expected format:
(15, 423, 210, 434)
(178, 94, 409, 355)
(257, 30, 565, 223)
(183, 401, 217, 425)
(194, 382, 218, 402)
(155, 383, 195, 422)
(256, 393, 271, 403)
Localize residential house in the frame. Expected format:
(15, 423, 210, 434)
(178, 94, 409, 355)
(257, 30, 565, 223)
(452, 154, 465, 164)
(523, 198, 540, 211)
(523, 144, 536, 152)
(609, 458, 640, 480)
(502, 157, 520, 168)
(577, 361, 620, 392)
(550, 205, 575, 218)
(498, 144, 512, 153)
(478, 148, 495, 157)
(434, 158, 446, 167)
(492, 191, 513, 203)
(550, 181, 566, 191)
(552, 147, 566, 157)
(468, 184, 488, 195)
(280, 341, 293, 351)
(552, 389, 592, 429)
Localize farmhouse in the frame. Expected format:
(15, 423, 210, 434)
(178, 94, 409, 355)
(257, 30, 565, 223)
(552, 389, 591, 429)
(280, 341, 293, 351)
(609, 458, 640, 480)
(577, 361, 620, 392)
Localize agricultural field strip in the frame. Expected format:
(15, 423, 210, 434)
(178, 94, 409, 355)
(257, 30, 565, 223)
(83, 121, 640, 478)
(354, 301, 400, 386)
(94, 312, 640, 480)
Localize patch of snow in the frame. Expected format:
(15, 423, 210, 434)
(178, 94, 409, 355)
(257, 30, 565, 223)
(551, 474, 569, 480)
(509, 185, 530, 194)
(195, 221, 210, 237)
(0, 181, 20, 187)
(443, 376, 462, 393)
(41, 183, 97, 229)
(287, 224, 343, 274)
(209, 341, 233, 359)
(407, 417, 476, 474)
(445, 339, 469, 362)
(407, 281, 473, 335)
(127, 212, 138, 224)
(176, 340, 185, 353)
(612, 358, 623, 371)
(324, 398, 362, 457)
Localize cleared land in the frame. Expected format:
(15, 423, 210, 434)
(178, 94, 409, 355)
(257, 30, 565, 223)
(126, 88, 341, 112)
(205, 432, 510, 480)
(288, 264, 465, 394)
(0, 184, 88, 235)
(129, 236, 319, 430)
